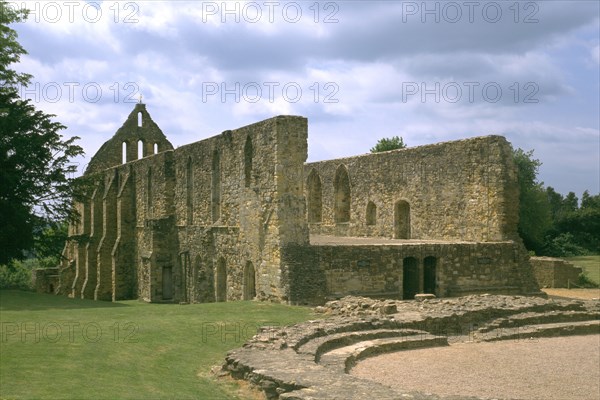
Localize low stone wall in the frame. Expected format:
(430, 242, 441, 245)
(530, 257, 582, 288)
(33, 268, 59, 294)
(283, 240, 540, 305)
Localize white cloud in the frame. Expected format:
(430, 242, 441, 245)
(10, 0, 600, 196)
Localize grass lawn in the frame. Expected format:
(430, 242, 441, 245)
(565, 255, 600, 285)
(0, 290, 317, 400)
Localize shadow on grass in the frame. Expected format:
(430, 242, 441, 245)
(0, 290, 130, 311)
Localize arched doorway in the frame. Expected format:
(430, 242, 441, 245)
(402, 257, 418, 300)
(423, 256, 437, 295)
(215, 257, 227, 302)
(394, 200, 411, 239)
(243, 261, 256, 300)
(162, 266, 173, 300)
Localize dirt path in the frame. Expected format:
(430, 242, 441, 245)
(543, 288, 600, 300)
(351, 335, 600, 400)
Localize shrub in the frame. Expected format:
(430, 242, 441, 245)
(577, 273, 599, 288)
(0, 260, 34, 290)
(542, 233, 588, 257)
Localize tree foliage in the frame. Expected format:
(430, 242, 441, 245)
(543, 190, 600, 255)
(0, 1, 31, 88)
(0, 1, 85, 264)
(370, 136, 406, 153)
(513, 148, 599, 256)
(512, 148, 552, 253)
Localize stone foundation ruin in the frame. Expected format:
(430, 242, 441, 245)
(43, 103, 542, 303)
(221, 295, 599, 399)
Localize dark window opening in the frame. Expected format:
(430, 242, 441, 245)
(334, 165, 351, 223)
(307, 169, 322, 223)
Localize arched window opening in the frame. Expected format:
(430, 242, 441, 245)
(307, 169, 322, 223)
(394, 200, 411, 239)
(211, 149, 221, 223)
(334, 165, 351, 223)
(402, 257, 419, 300)
(366, 201, 377, 226)
(137, 140, 144, 159)
(153, 143, 158, 154)
(122, 142, 127, 164)
(186, 157, 193, 225)
(138, 112, 142, 127)
(243, 261, 256, 300)
(215, 257, 227, 302)
(244, 135, 253, 187)
(423, 256, 437, 295)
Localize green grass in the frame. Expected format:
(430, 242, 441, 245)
(565, 255, 600, 285)
(0, 290, 317, 400)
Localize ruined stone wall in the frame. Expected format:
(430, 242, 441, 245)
(530, 257, 582, 288)
(34, 268, 59, 294)
(304, 136, 519, 242)
(85, 104, 173, 174)
(129, 150, 178, 302)
(57, 114, 309, 303)
(283, 241, 538, 304)
(172, 116, 309, 303)
(51, 106, 539, 305)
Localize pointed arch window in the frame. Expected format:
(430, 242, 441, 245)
(366, 201, 377, 226)
(137, 140, 144, 159)
(307, 169, 322, 223)
(334, 165, 351, 223)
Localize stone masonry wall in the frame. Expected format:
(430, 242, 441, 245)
(57, 113, 309, 303)
(51, 105, 540, 304)
(172, 116, 309, 303)
(530, 257, 582, 288)
(304, 136, 519, 242)
(283, 241, 538, 304)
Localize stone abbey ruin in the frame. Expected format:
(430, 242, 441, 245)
(38, 103, 542, 303)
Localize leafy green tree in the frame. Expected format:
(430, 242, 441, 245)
(0, 1, 85, 264)
(0, 1, 31, 88)
(581, 190, 600, 209)
(33, 222, 68, 261)
(546, 186, 565, 220)
(370, 136, 406, 153)
(512, 148, 552, 253)
(542, 232, 587, 258)
(563, 192, 579, 212)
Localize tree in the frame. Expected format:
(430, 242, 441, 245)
(563, 192, 579, 212)
(581, 190, 600, 209)
(370, 136, 406, 153)
(512, 148, 552, 253)
(0, 1, 85, 264)
(0, 1, 31, 88)
(546, 186, 564, 220)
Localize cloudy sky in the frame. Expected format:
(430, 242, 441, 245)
(9, 0, 600, 197)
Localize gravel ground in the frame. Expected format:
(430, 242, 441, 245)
(351, 335, 600, 400)
(543, 288, 600, 300)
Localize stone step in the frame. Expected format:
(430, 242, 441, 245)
(477, 310, 600, 333)
(476, 319, 600, 342)
(296, 328, 426, 361)
(318, 334, 448, 374)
